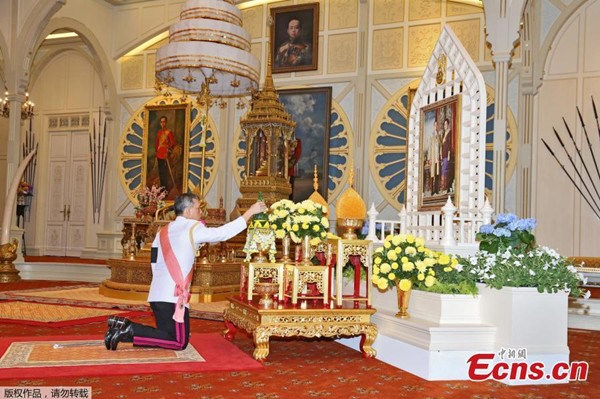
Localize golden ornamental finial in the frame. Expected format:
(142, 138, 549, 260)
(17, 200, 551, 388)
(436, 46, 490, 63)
(349, 162, 354, 188)
(313, 165, 319, 191)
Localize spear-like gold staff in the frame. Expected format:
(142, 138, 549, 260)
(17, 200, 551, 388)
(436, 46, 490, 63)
(197, 82, 211, 198)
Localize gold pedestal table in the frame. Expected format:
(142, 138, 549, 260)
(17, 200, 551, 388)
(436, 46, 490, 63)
(223, 296, 377, 362)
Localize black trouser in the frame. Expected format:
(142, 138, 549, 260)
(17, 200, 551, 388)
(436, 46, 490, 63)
(157, 158, 170, 190)
(131, 301, 190, 350)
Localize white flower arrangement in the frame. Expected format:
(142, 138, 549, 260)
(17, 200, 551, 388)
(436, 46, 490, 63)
(461, 213, 589, 298)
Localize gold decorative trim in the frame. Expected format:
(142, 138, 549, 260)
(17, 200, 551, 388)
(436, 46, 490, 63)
(169, 28, 251, 51)
(181, 8, 242, 26)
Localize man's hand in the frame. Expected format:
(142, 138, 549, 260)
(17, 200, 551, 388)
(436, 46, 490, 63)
(242, 201, 267, 223)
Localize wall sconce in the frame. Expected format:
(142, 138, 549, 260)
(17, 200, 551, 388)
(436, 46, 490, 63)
(1, 92, 8, 118)
(0, 92, 35, 119)
(21, 93, 34, 120)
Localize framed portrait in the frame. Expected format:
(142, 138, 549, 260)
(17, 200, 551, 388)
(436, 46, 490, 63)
(418, 95, 460, 211)
(270, 3, 319, 74)
(279, 87, 331, 203)
(142, 103, 190, 202)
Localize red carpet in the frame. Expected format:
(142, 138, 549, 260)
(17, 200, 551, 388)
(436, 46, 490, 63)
(0, 333, 262, 378)
(1, 281, 598, 398)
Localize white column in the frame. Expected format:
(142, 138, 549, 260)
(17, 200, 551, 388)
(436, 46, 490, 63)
(4, 93, 26, 193)
(482, 0, 526, 213)
(4, 93, 26, 261)
(516, 4, 538, 218)
(492, 54, 510, 212)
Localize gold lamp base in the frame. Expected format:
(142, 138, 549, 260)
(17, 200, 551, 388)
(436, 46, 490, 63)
(337, 218, 364, 239)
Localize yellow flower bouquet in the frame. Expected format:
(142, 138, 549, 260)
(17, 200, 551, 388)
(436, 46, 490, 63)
(372, 234, 477, 295)
(267, 199, 295, 239)
(288, 199, 329, 245)
(268, 199, 329, 245)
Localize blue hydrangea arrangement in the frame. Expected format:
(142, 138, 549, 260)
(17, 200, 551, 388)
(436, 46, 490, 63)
(476, 213, 536, 254)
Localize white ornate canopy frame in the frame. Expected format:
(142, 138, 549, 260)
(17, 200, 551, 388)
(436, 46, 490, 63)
(407, 26, 487, 216)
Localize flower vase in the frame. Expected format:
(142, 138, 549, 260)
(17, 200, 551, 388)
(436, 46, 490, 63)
(281, 234, 292, 263)
(301, 235, 313, 266)
(395, 282, 411, 318)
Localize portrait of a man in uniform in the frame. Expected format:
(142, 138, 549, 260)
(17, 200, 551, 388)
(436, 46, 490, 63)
(271, 3, 319, 73)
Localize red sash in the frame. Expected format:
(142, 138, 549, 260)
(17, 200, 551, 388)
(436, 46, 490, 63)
(159, 224, 193, 323)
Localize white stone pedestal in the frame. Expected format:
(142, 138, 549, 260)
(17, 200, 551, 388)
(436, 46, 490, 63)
(338, 288, 495, 381)
(338, 286, 572, 385)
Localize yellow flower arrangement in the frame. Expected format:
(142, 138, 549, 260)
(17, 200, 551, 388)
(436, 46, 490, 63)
(267, 199, 295, 239)
(372, 234, 477, 295)
(267, 199, 329, 244)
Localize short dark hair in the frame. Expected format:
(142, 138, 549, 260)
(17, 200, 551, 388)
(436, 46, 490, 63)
(288, 17, 301, 29)
(160, 116, 167, 122)
(174, 192, 198, 216)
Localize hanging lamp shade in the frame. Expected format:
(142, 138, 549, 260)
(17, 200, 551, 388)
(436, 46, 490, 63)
(155, 0, 260, 96)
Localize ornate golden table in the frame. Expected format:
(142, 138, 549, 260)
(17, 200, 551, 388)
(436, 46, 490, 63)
(223, 296, 378, 361)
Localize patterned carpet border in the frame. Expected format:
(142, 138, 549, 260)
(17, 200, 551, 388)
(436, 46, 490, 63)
(0, 333, 262, 378)
(0, 284, 225, 321)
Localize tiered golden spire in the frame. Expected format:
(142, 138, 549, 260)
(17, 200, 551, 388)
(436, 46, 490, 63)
(240, 39, 296, 127)
(236, 35, 297, 211)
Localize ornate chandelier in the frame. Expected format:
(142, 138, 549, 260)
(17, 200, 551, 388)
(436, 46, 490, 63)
(155, 0, 260, 97)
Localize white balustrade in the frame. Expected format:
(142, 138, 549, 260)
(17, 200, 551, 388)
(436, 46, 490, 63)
(367, 200, 494, 251)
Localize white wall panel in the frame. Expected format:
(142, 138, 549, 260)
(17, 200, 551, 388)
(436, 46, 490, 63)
(536, 0, 600, 256)
(140, 4, 168, 37)
(546, 16, 579, 76)
(584, 0, 600, 73)
(114, 8, 141, 52)
(35, 53, 68, 111)
(535, 79, 577, 255)
(579, 75, 600, 255)
(66, 54, 94, 110)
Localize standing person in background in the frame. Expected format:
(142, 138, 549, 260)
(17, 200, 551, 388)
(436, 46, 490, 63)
(155, 116, 176, 192)
(275, 17, 312, 68)
(440, 117, 453, 193)
(428, 119, 442, 195)
(104, 193, 267, 351)
(288, 137, 302, 197)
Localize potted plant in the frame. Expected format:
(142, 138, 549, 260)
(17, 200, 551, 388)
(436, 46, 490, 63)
(371, 234, 478, 321)
(461, 213, 589, 353)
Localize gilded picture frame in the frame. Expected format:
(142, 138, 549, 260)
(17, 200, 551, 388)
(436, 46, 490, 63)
(279, 87, 331, 202)
(270, 3, 319, 74)
(418, 95, 460, 211)
(142, 103, 191, 202)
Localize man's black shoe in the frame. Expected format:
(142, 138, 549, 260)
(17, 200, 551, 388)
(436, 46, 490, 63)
(109, 321, 134, 350)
